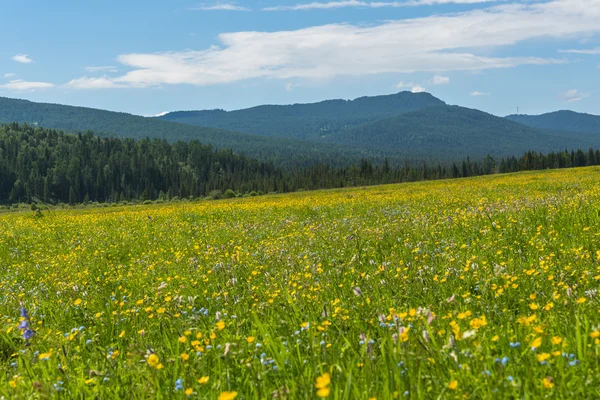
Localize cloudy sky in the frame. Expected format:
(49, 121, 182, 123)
(1, 0, 599, 116)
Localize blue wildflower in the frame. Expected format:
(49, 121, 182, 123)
(18, 305, 35, 341)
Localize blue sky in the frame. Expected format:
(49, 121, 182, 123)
(0, 0, 598, 117)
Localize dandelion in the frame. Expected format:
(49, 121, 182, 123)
(542, 377, 554, 389)
(147, 353, 163, 369)
(399, 326, 410, 342)
(536, 353, 550, 362)
(197, 376, 209, 384)
(316, 373, 331, 397)
(551, 336, 562, 345)
(448, 380, 458, 390)
(530, 337, 542, 350)
(218, 391, 238, 400)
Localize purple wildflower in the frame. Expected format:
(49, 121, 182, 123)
(19, 304, 35, 341)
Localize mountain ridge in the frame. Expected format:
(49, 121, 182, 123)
(1, 92, 599, 167)
(506, 110, 600, 135)
(322, 105, 597, 159)
(0, 96, 394, 166)
(158, 91, 446, 140)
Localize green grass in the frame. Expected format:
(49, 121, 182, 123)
(1, 167, 600, 398)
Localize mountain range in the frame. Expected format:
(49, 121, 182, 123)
(506, 110, 600, 135)
(1, 92, 598, 166)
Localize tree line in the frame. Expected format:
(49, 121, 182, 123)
(1, 123, 598, 206)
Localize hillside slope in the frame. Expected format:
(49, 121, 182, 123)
(325, 106, 599, 159)
(158, 91, 446, 140)
(506, 110, 600, 135)
(0, 97, 391, 166)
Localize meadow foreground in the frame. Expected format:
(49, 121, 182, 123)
(2, 167, 600, 398)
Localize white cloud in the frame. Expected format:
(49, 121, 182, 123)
(470, 91, 489, 96)
(285, 82, 302, 91)
(65, 76, 128, 89)
(0, 79, 54, 90)
(395, 81, 413, 89)
(559, 47, 600, 55)
(561, 89, 590, 102)
(67, 0, 600, 89)
(11, 54, 33, 64)
(264, 0, 495, 11)
(84, 66, 118, 73)
(265, 0, 368, 10)
(190, 3, 250, 11)
(3, 73, 16, 79)
(431, 75, 450, 84)
(154, 111, 170, 117)
(395, 81, 426, 92)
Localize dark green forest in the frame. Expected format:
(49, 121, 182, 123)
(506, 110, 600, 135)
(321, 106, 599, 159)
(0, 97, 392, 167)
(159, 91, 446, 140)
(4, 94, 600, 169)
(2, 123, 599, 207)
(160, 93, 600, 160)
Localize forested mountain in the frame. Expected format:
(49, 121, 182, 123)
(323, 105, 599, 159)
(160, 93, 600, 160)
(2, 123, 599, 206)
(2, 94, 599, 168)
(506, 110, 600, 135)
(158, 91, 445, 140)
(0, 97, 392, 167)
(0, 123, 275, 204)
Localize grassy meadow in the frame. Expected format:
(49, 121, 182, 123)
(2, 167, 600, 398)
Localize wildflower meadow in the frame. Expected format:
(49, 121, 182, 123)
(2, 167, 600, 398)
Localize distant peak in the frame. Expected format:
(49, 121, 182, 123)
(154, 111, 170, 117)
